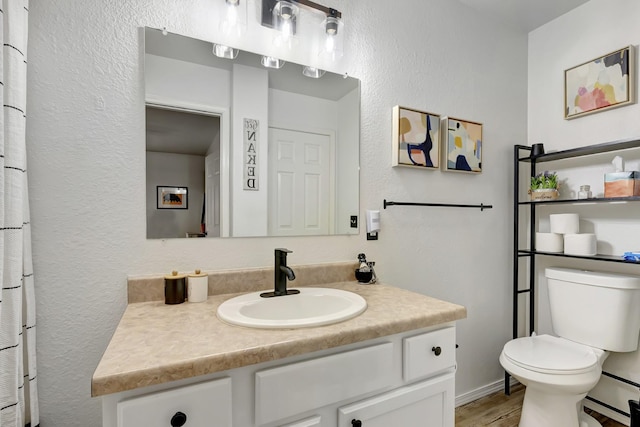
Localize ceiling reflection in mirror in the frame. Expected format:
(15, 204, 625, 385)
(144, 28, 360, 239)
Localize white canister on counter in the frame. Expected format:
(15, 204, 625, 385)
(187, 269, 208, 303)
(549, 213, 580, 234)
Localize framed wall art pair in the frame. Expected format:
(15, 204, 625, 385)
(392, 105, 482, 173)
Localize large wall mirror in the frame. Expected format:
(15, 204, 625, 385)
(144, 27, 360, 239)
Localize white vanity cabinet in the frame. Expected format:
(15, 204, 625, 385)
(101, 325, 457, 427)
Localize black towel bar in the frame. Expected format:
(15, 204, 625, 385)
(383, 199, 493, 211)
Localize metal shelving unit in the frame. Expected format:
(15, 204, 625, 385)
(508, 139, 640, 400)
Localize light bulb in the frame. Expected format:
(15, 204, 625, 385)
(325, 35, 335, 54)
(227, 5, 238, 26)
(280, 4, 293, 20)
(281, 20, 293, 39)
(325, 17, 339, 35)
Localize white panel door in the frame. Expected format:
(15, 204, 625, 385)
(268, 128, 331, 236)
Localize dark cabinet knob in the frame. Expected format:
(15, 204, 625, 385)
(432, 346, 442, 356)
(171, 411, 187, 427)
(352, 420, 362, 427)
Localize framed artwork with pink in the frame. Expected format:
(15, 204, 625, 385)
(564, 46, 635, 119)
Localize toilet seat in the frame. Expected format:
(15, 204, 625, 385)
(503, 335, 598, 375)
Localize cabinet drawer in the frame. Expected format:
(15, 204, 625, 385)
(116, 377, 231, 427)
(256, 343, 395, 425)
(338, 372, 455, 427)
(403, 327, 456, 382)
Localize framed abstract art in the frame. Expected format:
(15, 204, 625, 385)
(392, 106, 441, 169)
(442, 117, 482, 173)
(564, 46, 635, 119)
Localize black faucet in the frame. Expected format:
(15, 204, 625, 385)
(260, 248, 299, 298)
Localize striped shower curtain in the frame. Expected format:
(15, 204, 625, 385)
(0, 1, 39, 426)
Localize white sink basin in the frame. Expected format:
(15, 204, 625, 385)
(217, 287, 367, 329)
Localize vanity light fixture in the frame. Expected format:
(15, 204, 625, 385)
(261, 55, 286, 69)
(302, 66, 325, 78)
(260, 0, 343, 58)
(213, 43, 239, 59)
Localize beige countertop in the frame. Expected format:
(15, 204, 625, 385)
(91, 281, 466, 397)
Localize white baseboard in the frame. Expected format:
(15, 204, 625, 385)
(455, 378, 519, 407)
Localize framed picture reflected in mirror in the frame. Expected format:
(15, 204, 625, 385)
(157, 186, 188, 209)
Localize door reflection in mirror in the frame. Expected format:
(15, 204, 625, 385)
(146, 106, 222, 239)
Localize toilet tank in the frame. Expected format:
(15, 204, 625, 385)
(545, 267, 640, 352)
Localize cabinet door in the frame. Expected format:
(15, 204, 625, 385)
(117, 377, 232, 427)
(338, 372, 454, 427)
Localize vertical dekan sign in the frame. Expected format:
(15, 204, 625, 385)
(243, 118, 259, 191)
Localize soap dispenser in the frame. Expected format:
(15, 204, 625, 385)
(355, 253, 376, 284)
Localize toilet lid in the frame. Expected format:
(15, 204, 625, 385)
(503, 335, 598, 374)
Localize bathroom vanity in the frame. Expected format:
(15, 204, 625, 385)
(92, 265, 466, 427)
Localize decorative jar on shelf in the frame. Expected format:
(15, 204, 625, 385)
(578, 185, 592, 199)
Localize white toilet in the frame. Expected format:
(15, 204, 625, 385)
(500, 267, 640, 427)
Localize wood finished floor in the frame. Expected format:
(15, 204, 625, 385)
(455, 384, 626, 426)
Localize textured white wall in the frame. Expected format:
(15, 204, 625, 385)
(27, 0, 526, 424)
(529, 0, 640, 146)
(529, 0, 640, 421)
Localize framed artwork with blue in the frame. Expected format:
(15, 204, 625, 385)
(442, 116, 482, 173)
(392, 105, 440, 169)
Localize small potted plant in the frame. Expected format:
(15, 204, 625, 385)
(529, 171, 559, 201)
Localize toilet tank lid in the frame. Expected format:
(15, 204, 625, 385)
(545, 267, 640, 289)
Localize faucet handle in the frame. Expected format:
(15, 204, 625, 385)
(275, 248, 293, 254)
